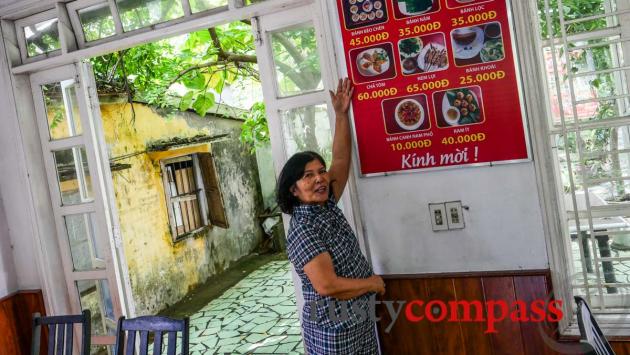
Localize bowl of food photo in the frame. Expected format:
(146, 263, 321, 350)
(395, 99, 425, 130)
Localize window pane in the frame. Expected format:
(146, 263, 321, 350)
(53, 147, 94, 205)
(78, 4, 116, 42)
(64, 213, 104, 271)
(271, 24, 323, 97)
(190, 0, 227, 13)
(116, 0, 184, 32)
(24, 18, 60, 57)
(41, 80, 83, 140)
(281, 105, 332, 165)
(76, 280, 115, 336)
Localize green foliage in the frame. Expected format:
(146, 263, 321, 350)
(240, 102, 269, 152)
(89, 20, 323, 154)
(90, 21, 256, 115)
(538, 0, 607, 39)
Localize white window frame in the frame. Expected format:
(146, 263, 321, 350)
(160, 154, 210, 242)
(536, 0, 630, 336)
(14, 9, 61, 64)
(67, 0, 123, 48)
(65, 0, 232, 49)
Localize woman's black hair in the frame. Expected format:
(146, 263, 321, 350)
(276, 151, 327, 214)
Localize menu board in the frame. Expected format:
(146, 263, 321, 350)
(335, 0, 530, 175)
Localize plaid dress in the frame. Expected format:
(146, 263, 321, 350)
(286, 197, 378, 355)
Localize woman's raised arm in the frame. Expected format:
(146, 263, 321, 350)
(328, 78, 354, 202)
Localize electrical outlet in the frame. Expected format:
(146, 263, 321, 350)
(445, 201, 465, 229)
(429, 203, 448, 231)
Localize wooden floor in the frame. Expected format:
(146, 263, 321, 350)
(377, 271, 630, 355)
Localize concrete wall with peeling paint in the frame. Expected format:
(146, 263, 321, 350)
(100, 99, 265, 315)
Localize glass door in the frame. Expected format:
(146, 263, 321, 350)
(30, 62, 125, 352)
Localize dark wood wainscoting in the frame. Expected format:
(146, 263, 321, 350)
(0, 290, 47, 355)
(377, 271, 630, 354)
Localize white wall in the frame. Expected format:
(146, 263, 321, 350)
(0, 98, 40, 291)
(0, 191, 18, 297)
(357, 163, 549, 274)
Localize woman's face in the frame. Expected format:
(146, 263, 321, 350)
(291, 159, 329, 205)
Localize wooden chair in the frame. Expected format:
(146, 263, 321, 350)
(115, 316, 189, 355)
(31, 310, 91, 355)
(575, 296, 616, 355)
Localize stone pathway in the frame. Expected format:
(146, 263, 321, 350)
(571, 239, 630, 294)
(188, 260, 305, 354)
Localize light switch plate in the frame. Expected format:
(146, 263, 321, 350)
(429, 203, 448, 231)
(445, 201, 465, 229)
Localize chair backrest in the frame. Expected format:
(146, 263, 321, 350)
(115, 316, 189, 355)
(31, 310, 91, 355)
(574, 296, 616, 355)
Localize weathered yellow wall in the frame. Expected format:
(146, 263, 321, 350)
(99, 101, 264, 315)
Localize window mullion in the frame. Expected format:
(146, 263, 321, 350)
(56, 3, 78, 54)
(181, 0, 193, 17)
(108, 0, 124, 36)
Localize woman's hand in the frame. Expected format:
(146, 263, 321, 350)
(329, 78, 354, 115)
(369, 275, 386, 296)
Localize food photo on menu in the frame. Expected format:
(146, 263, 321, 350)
(398, 33, 449, 75)
(381, 94, 431, 135)
(451, 21, 505, 67)
(341, 0, 388, 30)
(433, 86, 485, 128)
(446, 0, 492, 9)
(392, 0, 439, 19)
(349, 43, 397, 84)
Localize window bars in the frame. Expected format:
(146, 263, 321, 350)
(539, 0, 630, 314)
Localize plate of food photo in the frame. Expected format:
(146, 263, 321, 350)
(441, 88, 481, 126)
(395, 98, 425, 130)
(417, 42, 448, 73)
(356, 47, 390, 76)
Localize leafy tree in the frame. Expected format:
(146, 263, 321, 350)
(91, 20, 327, 155)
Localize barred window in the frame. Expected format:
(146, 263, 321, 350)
(161, 153, 228, 241)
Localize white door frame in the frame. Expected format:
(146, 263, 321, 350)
(29, 61, 131, 347)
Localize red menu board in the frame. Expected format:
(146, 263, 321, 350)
(336, 0, 530, 175)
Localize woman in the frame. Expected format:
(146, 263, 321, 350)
(277, 78, 385, 354)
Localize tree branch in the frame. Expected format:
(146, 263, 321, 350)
(208, 28, 226, 59)
(273, 33, 305, 65)
(167, 53, 257, 87)
(118, 51, 136, 125)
